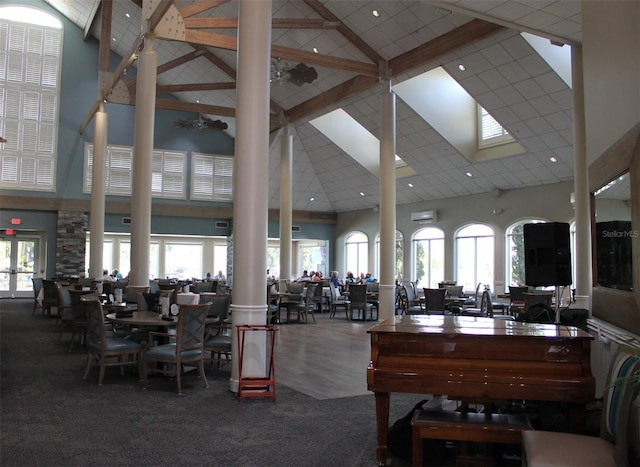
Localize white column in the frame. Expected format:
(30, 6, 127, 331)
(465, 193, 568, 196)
(279, 126, 293, 281)
(229, 0, 272, 393)
(571, 45, 592, 310)
(379, 80, 397, 322)
(89, 104, 107, 282)
(130, 37, 156, 286)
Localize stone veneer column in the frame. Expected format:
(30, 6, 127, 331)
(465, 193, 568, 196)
(56, 211, 88, 277)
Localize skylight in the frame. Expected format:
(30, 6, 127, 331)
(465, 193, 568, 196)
(521, 33, 572, 88)
(309, 109, 413, 178)
(0, 6, 62, 28)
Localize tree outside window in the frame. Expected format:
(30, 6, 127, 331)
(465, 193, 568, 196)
(412, 227, 444, 289)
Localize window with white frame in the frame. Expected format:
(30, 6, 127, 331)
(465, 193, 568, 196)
(412, 227, 444, 289)
(374, 231, 404, 282)
(455, 223, 494, 292)
(0, 8, 62, 191)
(345, 232, 368, 278)
(478, 106, 513, 148)
(191, 152, 233, 201)
(505, 219, 545, 287)
(84, 143, 187, 199)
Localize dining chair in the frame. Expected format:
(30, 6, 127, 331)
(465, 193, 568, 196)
(80, 296, 143, 386)
(41, 279, 60, 318)
(348, 284, 375, 321)
(68, 289, 96, 351)
(30, 277, 44, 315)
(312, 280, 327, 313)
(328, 284, 350, 319)
(422, 288, 447, 314)
(141, 302, 211, 395)
(522, 347, 640, 466)
(400, 285, 423, 315)
(286, 283, 317, 323)
(203, 296, 232, 369)
(508, 286, 529, 316)
(461, 290, 490, 317)
(56, 285, 74, 343)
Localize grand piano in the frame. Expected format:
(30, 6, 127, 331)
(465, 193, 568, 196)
(367, 315, 595, 464)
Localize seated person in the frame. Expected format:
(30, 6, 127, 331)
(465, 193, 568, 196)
(364, 273, 376, 283)
(102, 269, 113, 282)
(214, 270, 226, 283)
(344, 271, 357, 284)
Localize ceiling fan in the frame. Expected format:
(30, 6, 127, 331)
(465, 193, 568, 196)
(270, 57, 318, 86)
(173, 114, 228, 131)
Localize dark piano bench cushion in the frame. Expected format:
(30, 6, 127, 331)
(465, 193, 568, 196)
(411, 410, 533, 467)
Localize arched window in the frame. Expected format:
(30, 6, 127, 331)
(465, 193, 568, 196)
(345, 232, 368, 278)
(505, 219, 546, 286)
(455, 224, 494, 291)
(0, 6, 63, 191)
(412, 227, 444, 289)
(374, 230, 404, 281)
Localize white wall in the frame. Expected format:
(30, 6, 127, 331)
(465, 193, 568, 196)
(335, 180, 575, 292)
(582, 1, 640, 165)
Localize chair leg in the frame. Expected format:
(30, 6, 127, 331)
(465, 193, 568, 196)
(83, 354, 93, 380)
(198, 361, 209, 388)
(309, 308, 316, 323)
(98, 359, 106, 386)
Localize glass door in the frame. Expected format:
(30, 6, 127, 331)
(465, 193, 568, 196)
(0, 236, 39, 298)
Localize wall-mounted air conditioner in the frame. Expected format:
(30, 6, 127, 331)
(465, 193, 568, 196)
(411, 210, 437, 224)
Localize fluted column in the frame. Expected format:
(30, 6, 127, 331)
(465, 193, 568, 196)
(571, 45, 592, 310)
(89, 104, 107, 282)
(229, 0, 272, 393)
(280, 126, 293, 281)
(379, 80, 397, 322)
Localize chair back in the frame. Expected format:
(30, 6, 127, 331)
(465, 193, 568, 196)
(42, 279, 60, 306)
(313, 282, 324, 299)
(191, 281, 212, 294)
(208, 294, 231, 320)
(348, 284, 368, 306)
(443, 285, 464, 298)
(423, 288, 447, 313)
(32, 277, 43, 297)
(69, 289, 96, 322)
(366, 281, 379, 293)
(403, 284, 416, 306)
(81, 297, 107, 349)
(508, 286, 529, 303)
(523, 292, 552, 313)
(601, 348, 640, 465)
(289, 281, 304, 294)
(56, 285, 73, 316)
(479, 290, 492, 316)
(176, 303, 211, 353)
(304, 283, 317, 306)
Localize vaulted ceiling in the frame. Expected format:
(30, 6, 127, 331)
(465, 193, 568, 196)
(44, 0, 582, 213)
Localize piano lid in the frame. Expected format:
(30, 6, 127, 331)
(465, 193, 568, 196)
(367, 315, 591, 339)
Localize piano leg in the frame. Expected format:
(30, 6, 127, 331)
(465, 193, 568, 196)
(374, 391, 390, 465)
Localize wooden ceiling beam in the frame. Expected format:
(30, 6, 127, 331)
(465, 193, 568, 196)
(285, 75, 379, 124)
(183, 17, 340, 30)
(157, 82, 236, 93)
(178, 0, 230, 19)
(191, 44, 237, 80)
(304, 0, 383, 66)
(389, 19, 505, 77)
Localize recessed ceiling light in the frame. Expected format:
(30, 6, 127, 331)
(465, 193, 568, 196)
(125, 13, 130, 18)
(309, 197, 315, 202)
(408, 183, 414, 188)
(458, 64, 466, 71)
(372, 10, 380, 17)
(312, 47, 319, 54)
(360, 192, 365, 196)
(196, 99, 200, 104)
(466, 172, 473, 177)
(550, 156, 558, 162)
(112, 37, 116, 42)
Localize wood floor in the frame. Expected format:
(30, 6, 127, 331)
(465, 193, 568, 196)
(274, 311, 376, 400)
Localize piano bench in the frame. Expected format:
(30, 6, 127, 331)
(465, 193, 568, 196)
(411, 410, 533, 467)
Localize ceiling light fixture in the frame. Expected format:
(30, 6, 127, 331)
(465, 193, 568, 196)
(549, 156, 557, 162)
(466, 172, 473, 177)
(309, 197, 315, 202)
(408, 183, 414, 188)
(458, 64, 466, 71)
(360, 192, 365, 196)
(125, 13, 130, 18)
(312, 47, 318, 54)
(372, 10, 380, 17)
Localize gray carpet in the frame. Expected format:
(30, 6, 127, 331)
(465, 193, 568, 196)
(0, 299, 422, 467)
